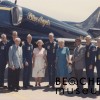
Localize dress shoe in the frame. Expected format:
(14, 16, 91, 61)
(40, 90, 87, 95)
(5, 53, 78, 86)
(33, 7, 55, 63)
(23, 86, 28, 90)
(14, 89, 18, 92)
(28, 85, 33, 88)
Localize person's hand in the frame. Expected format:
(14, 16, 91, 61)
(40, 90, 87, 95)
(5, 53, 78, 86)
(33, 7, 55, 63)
(32, 63, 34, 68)
(22, 64, 24, 68)
(71, 57, 75, 63)
(12, 66, 15, 70)
(68, 60, 72, 65)
(74, 57, 78, 62)
(25, 61, 29, 66)
(44, 66, 47, 69)
(89, 65, 93, 69)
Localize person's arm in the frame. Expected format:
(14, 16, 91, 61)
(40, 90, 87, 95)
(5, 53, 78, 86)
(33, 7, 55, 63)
(0, 42, 1, 55)
(32, 48, 36, 68)
(21, 47, 23, 68)
(8, 46, 14, 69)
(22, 44, 29, 66)
(89, 46, 96, 69)
(32, 54, 35, 68)
(22, 45, 26, 64)
(43, 49, 47, 69)
(66, 47, 71, 64)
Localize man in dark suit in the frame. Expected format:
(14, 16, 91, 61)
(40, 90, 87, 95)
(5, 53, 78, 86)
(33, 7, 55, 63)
(72, 38, 85, 93)
(0, 34, 9, 88)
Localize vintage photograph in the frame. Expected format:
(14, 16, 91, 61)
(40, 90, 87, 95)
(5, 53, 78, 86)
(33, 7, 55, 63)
(0, 0, 100, 100)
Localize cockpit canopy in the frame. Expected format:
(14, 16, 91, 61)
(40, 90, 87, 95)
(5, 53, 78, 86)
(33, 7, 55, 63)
(11, 6, 23, 26)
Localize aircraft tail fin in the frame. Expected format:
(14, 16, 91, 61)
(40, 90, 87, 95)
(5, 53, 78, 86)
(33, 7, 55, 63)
(81, 7, 100, 31)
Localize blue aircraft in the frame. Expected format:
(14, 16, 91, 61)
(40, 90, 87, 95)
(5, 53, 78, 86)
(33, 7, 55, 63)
(64, 7, 100, 38)
(0, 0, 90, 40)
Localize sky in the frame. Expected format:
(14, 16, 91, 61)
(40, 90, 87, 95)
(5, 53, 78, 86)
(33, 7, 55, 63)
(8, 0, 100, 22)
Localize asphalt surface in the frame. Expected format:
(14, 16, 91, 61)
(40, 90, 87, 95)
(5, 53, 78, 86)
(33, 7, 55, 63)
(0, 68, 100, 100)
(0, 81, 100, 100)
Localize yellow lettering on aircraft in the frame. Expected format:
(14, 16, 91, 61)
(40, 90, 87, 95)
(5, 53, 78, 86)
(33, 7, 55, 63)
(0, 7, 11, 11)
(27, 12, 50, 26)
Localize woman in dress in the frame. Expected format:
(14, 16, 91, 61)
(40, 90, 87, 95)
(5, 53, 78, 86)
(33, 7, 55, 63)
(56, 40, 71, 88)
(32, 40, 47, 87)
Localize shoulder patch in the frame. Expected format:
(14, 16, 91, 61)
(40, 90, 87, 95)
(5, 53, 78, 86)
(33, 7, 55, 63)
(92, 48, 96, 51)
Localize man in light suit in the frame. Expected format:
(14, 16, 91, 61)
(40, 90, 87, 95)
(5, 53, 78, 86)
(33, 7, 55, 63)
(72, 38, 85, 93)
(8, 38, 23, 92)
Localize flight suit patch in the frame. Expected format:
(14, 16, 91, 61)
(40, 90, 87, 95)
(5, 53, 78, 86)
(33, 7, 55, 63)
(98, 54, 100, 60)
(87, 52, 90, 58)
(47, 46, 50, 49)
(53, 49, 55, 53)
(1, 46, 4, 50)
(28, 47, 30, 50)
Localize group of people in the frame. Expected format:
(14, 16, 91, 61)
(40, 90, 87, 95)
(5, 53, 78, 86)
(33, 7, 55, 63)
(0, 31, 100, 94)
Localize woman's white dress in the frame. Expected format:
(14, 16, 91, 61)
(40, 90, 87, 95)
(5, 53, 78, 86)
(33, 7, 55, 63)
(32, 48, 46, 77)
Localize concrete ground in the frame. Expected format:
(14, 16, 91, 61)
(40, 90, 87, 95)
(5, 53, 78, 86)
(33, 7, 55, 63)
(0, 67, 100, 100)
(0, 81, 100, 100)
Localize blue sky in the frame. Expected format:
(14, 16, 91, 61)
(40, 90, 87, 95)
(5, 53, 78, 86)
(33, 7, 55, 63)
(8, 0, 100, 22)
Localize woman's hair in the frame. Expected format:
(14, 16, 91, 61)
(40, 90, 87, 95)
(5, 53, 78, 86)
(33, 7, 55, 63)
(58, 39, 65, 43)
(36, 40, 44, 45)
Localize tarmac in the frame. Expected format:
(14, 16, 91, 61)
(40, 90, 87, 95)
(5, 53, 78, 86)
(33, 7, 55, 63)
(0, 68, 100, 100)
(0, 82, 100, 100)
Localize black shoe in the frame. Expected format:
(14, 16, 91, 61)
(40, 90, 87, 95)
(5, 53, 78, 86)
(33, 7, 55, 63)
(28, 85, 33, 88)
(8, 88, 13, 92)
(46, 85, 50, 88)
(17, 86, 21, 90)
(3, 86, 7, 89)
(23, 86, 28, 90)
(14, 89, 18, 92)
(0, 85, 4, 88)
(52, 86, 55, 89)
(0, 85, 7, 89)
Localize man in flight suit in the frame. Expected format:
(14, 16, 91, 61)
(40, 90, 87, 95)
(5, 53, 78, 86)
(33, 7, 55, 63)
(23, 34, 33, 89)
(0, 34, 8, 88)
(45, 33, 58, 89)
(85, 35, 96, 93)
(96, 38, 100, 95)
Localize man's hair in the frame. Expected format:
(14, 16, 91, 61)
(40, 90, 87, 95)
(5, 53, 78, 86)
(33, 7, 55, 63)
(85, 35, 92, 40)
(75, 37, 81, 42)
(15, 38, 21, 42)
(12, 31, 18, 35)
(27, 34, 32, 38)
(49, 32, 54, 37)
(1, 33, 6, 38)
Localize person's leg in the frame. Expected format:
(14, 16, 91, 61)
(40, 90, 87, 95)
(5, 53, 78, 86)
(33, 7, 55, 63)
(51, 65, 55, 88)
(96, 65, 100, 93)
(0, 64, 6, 87)
(16, 68, 20, 90)
(86, 66, 94, 93)
(27, 63, 32, 86)
(75, 69, 83, 92)
(48, 65, 52, 86)
(8, 68, 13, 90)
(35, 77, 38, 87)
(23, 66, 28, 87)
(12, 69, 17, 90)
(38, 77, 42, 86)
(60, 78, 64, 88)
